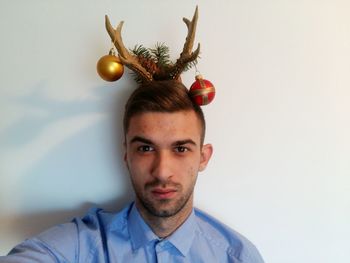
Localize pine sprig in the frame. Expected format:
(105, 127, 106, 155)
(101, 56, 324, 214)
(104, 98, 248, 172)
(129, 43, 200, 83)
(131, 45, 152, 59)
(183, 57, 199, 72)
(150, 43, 171, 67)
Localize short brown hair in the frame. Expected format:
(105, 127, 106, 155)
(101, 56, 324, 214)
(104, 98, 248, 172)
(123, 80, 206, 144)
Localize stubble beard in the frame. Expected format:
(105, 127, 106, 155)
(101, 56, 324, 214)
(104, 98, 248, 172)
(133, 180, 195, 218)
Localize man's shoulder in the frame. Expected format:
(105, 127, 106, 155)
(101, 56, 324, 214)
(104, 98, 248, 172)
(39, 204, 130, 239)
(2, 205, 133, 262)
(58, 204, 133, 244)
(33, 205, 130, 250)
(193, 208, 264, 262)
(193, 207, 249, 245)
(77, 204, 130, 232)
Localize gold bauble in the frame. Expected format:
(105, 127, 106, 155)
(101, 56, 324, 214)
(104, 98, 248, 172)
(97, 54, 124, 82)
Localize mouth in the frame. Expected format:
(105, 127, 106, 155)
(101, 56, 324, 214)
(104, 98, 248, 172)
(151, 188, 177, 199)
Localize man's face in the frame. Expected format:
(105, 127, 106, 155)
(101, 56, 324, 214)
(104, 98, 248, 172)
(124, 110, 212, 218)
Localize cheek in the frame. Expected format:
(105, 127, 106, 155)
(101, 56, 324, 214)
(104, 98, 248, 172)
(127, 153, 143, 169)
(187, 166, 195, 175)
(127, 156, 151, 183)
(185, 155, 201, 173)
(182, 164, 197, 181)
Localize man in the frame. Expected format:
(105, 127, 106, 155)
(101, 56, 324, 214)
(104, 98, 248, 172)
(0, 81, 264, 262)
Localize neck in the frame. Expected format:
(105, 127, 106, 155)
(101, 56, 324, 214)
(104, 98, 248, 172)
(135, 197, 193, 238)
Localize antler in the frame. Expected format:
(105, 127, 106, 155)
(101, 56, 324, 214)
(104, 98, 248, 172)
(105, 15, 153, 83)
(168, 6, 201, 80)
(104, 6, 200, 83)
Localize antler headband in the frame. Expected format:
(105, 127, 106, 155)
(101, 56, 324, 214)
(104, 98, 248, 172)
(97, 6, 215, 105)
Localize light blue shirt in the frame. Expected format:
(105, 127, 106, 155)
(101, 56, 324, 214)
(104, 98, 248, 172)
(0, 203, 264, 262)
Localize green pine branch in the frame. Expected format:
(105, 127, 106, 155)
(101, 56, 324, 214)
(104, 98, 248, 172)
(150, 43, 171, 67)
(129, 43, 200, 83)
(131, 45, 152, 59)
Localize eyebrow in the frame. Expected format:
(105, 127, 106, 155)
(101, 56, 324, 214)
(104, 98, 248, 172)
(130, 136, 154, 145)
(129, 136, 197, 147)
(172, 139, 197, 147)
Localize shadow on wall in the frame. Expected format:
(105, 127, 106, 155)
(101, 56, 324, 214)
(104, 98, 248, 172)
(1, 198, 132, 243)
(0, 78, 136, 250)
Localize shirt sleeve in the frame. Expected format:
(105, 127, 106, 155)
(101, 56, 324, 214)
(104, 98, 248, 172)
(236, 241, 265, 263)
(0, 222, 79, 263)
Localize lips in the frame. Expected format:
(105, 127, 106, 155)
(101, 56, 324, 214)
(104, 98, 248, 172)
(151, 188, 177, 199)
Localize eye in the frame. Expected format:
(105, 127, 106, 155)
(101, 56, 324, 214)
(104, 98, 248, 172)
(174, 146, 188, 153)
(137, 145, 154, 152)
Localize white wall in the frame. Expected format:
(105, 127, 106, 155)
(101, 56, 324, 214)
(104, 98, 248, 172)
(1, 0, 349, 262)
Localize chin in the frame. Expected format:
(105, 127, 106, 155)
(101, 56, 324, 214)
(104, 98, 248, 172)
(144, 197, 191, 218)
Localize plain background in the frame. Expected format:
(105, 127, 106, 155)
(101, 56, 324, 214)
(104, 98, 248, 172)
(1, 0, 349, 262)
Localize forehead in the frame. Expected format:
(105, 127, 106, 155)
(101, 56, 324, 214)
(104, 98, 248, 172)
(126, 111, 202, 143)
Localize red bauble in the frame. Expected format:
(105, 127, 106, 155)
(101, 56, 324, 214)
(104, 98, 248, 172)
(189, 75, 216, 105)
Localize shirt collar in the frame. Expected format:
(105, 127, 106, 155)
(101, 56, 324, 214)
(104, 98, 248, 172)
(127, 203, 198, 256)
(128, 203, 159, 250)
(166, 209, 197, 256)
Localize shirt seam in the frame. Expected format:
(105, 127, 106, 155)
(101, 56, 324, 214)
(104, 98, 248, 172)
(33, 237, 72, 262)
(196, 227, 238, 258)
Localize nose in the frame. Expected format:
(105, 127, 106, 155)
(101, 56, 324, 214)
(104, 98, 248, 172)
(151, 150, 173, 183)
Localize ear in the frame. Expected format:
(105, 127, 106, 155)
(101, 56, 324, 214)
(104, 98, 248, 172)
(123, 141, 128, 164)
(199, 144, 213, 172)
